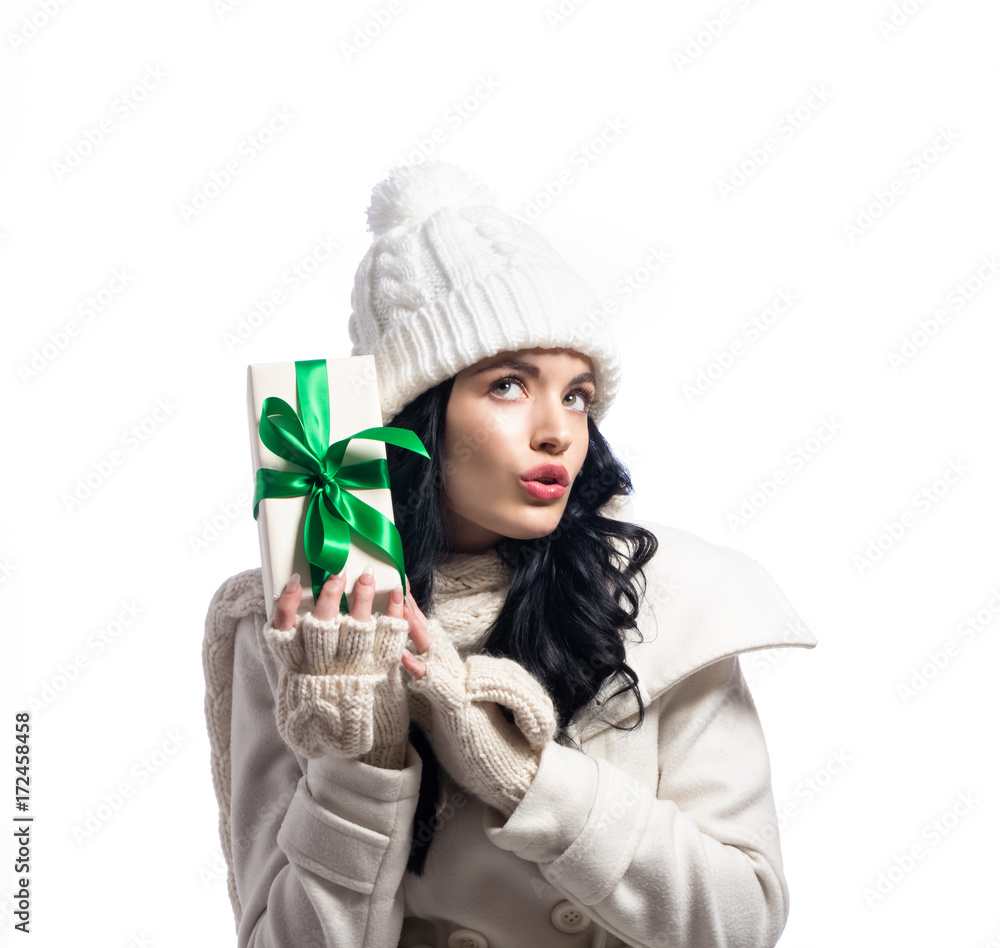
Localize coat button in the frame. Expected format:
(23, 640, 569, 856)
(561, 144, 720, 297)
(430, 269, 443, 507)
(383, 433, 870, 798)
(550, 900, 591, 933)
(448, 929, 488, 948)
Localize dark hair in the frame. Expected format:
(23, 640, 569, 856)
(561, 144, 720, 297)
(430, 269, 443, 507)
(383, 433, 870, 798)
(385, 375, 659, 874)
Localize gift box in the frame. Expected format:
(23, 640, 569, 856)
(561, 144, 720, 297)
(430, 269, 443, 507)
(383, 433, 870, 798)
(247, 356, 429, 621)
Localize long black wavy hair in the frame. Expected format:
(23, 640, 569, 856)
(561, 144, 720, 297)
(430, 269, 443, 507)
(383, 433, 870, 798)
(384, 375, 659, 874)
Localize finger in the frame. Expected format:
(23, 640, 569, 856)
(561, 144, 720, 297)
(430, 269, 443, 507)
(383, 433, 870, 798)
(273, 574, 303, 631)
(312, 570, 347, 622)
(400, 649, 426, 680)
(351, 565, 376, 622)
(385, 582, 405, 619)
(405, 600, 432, 654)
(404, 575, 427, 622)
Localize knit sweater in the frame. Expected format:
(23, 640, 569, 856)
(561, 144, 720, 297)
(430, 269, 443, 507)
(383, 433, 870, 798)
(202, 546, 533, 926)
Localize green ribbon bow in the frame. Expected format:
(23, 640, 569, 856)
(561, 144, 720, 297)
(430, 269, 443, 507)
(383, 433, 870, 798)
(252, 358, 430, 612)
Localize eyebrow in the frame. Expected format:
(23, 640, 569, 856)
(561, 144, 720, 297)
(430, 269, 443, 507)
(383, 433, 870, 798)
(472, 359, 596, 387)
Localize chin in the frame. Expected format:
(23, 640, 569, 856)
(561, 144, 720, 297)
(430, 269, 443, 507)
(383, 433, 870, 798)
(499, 512, 564, 541)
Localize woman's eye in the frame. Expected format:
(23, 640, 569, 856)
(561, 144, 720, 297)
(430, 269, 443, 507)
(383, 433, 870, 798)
(490, 377, 523, 399)
(565, 389, 595, 412)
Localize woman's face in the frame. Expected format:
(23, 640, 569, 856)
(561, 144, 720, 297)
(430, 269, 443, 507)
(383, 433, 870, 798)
(441, 347, 596, 553)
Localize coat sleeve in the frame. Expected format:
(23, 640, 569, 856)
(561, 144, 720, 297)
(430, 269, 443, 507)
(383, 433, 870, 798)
(229, 609, 422, 948)
(484, 654, 790, 948)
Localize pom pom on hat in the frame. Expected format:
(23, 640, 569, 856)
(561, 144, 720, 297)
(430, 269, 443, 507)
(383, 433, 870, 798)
(366, 160, 497, 236)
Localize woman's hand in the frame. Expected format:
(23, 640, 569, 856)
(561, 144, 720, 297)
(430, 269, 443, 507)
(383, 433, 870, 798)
(399, 577, 431, 680)
(264, 567, 412, 766)
(275, 567, 427, 680)
(398, 588, 558, 816)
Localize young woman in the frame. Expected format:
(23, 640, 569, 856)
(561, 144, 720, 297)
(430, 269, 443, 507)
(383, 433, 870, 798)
(203, 161, 817, 948)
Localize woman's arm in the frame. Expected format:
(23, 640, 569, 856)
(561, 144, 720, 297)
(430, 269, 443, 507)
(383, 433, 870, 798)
(484, 655, 789, 948)
(229, 607, 422, 948)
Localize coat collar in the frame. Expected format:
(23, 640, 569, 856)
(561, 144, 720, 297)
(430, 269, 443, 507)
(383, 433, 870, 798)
(565, 519, 817, 742)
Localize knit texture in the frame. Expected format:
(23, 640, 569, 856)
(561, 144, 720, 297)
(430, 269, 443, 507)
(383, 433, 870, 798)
(347, 161, 621, 425)
(409, 624, 557, 817)
(203, 568, 265, 926)
(410, 546, 558, 817)
(427, 546, 511, 654)
(263, 610, 411, 769)
(202, 550, 555, 926)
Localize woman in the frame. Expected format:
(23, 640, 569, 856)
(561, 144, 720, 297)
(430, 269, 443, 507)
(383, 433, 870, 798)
(203, 160, 817, 948)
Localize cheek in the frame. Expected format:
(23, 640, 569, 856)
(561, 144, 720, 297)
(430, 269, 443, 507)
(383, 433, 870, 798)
(444, 412, 492, 492)
(455, 430, 503, 486)
(445, 430, 512, 509)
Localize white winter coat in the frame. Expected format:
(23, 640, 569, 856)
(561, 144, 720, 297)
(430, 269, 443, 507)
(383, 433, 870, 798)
(208, 519, 817, 948)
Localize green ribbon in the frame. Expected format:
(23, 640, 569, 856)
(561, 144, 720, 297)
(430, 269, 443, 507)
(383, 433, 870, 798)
(252, 359, 429, 611)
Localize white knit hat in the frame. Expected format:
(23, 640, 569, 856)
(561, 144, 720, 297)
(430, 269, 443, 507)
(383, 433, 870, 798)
(348, 161, 621, 425)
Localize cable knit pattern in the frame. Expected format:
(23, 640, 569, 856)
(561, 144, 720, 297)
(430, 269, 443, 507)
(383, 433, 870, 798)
(203, 567, 265, 926)
(202, 549, 528, 925)
(263, 610, 411, 768)
(428, 547, 510, 654)
(409, 547, 558, 817)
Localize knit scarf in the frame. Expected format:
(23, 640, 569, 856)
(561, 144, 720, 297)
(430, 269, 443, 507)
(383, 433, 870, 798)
(428, 547, 511, 656)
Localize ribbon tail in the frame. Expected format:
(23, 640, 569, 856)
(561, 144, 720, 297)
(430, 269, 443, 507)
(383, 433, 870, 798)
(304, 491, 351, 605)
(327, 487, 408, 591)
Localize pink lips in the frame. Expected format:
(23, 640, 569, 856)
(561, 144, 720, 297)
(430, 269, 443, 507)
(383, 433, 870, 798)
(520, 464, 569, 500)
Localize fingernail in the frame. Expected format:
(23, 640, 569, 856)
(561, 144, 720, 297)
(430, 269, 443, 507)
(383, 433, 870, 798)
(359, 564, 375, 585)
(284, 573, 300, 594)
(391, 584, 403, 604)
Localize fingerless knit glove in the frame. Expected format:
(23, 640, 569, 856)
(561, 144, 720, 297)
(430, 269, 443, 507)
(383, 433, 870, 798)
(407, 620, 558, 817)
(263, 610, 411, 769)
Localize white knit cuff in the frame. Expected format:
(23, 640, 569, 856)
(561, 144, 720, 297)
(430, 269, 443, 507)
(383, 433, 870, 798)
(264, 611, 411, 763)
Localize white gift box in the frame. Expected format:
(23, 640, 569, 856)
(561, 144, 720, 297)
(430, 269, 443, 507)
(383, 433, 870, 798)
(247, 356, 400, 620)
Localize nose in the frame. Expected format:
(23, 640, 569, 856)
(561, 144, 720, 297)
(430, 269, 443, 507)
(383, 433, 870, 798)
(529, 393, 574, 456)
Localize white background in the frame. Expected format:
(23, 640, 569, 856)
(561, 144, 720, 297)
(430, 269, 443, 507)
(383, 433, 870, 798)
(2, 0, 999, 945)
